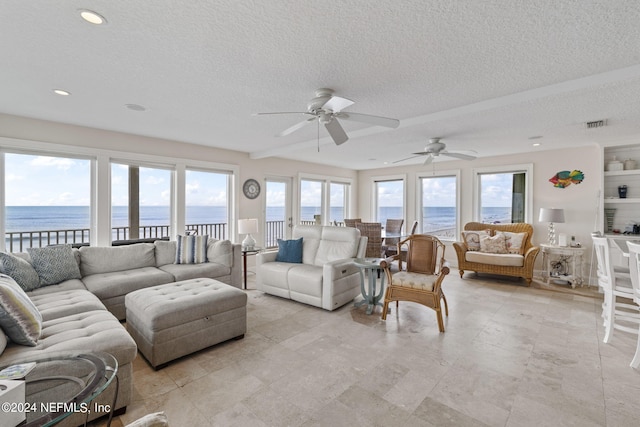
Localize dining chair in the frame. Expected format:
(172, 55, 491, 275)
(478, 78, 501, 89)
(592, 236, 639, 343)
(356, 222, 383, 258)
(380, 234, 450, 332)
(382, 219, 404, 257)
(627, 241, 640, 368)
(399, 220, 420, 262)
(344, 218, 362, 228)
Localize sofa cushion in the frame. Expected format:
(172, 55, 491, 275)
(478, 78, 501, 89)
(288, 264, 323, 297)
(175, 235, 208, 264)
(0, 274, 42, 346)
(28, 245, 82, 286)
(79, 243, 156, 276)
(82, 267, 175, 301)
(292, 226, 323, 265)
(461, 230, 491, 251)
(159, 262, 231, 282)
(314, 226, 361, 266)
(479, 234, 508, 254)
(465, 251, 524, 267)
(154, 240, 177, 267)
(0, 310, 138, 368)
(276, 238, 303, 263)
(26, 279, 86, 297)
(207, 239, 232, 268)
(0, 252, 40, 291)
(29, 289, 106, 322)
(391, 271, 438, 291)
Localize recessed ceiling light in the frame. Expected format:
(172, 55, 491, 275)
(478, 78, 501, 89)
(125, 104, 147, 112)
(80, 10, 107, 25)
(53, 89, 71, 96)
(532, 142, 542, 147)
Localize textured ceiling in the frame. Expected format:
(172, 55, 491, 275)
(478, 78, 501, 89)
(2, 1, 640, 169)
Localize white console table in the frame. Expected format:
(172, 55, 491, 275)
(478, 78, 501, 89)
(540, 244, 587, 288)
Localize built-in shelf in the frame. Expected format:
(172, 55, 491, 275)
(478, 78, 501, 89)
(604, 197, 640, 204)
(604, 169, 640, 177)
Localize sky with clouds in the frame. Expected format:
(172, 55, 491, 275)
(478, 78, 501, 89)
(5, 153, 513, 208)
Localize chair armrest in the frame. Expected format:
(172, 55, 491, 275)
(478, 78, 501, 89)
(256, 250, 278, 266)
(323, 258, 360, 278)
(452, 242, 468, 264)
(441, 260, 451, 275)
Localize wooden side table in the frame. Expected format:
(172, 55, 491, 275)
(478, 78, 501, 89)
(540, 244, 586, 288)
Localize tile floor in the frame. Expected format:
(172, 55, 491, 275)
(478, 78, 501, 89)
(95, 271, 640, 426)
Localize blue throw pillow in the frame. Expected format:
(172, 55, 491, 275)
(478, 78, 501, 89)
(275, 238, 303, 263)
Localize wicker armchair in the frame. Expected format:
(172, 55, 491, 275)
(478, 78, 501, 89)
(453, 222, 540, 285)
(344, 218, 362, 228)
(380, 234, 450, 332)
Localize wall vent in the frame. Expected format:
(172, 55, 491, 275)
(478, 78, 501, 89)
(585, 119, 607, 129)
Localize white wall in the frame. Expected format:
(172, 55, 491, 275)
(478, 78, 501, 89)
(357, 144, 601, 283)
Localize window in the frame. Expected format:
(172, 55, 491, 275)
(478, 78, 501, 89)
(474, 165, 532, 224)
(329, 182, 348, 224)
(111, 163, 172, 242)
(185, 169, 230, 239)
(3, 153, 91, 251)
(419, 173, 458, 239)
(374, 177, 405, 225)
(300, 179, 323, 224)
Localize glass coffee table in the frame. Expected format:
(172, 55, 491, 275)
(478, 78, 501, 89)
(0, 351, 118, 427)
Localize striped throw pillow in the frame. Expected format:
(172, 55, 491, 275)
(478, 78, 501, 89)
(0, 274, 42, 346)
(175, 235, 208, 264)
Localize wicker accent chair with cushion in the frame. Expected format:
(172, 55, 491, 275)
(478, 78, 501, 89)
(380, 234, 450, 332)
(453, 222, 540, 285)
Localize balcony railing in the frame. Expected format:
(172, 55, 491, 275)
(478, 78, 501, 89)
(5, 223, 228, 253)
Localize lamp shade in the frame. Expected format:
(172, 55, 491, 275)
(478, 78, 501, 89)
(538, 208, 565, 223)
(238, 218, 258, 234)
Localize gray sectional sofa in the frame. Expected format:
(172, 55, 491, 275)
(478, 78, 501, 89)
(0, 238, 241, 425)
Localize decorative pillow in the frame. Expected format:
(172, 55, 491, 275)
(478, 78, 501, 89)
(0, 252, 40, 291)
(498, 231, 528, 254)
(0, 274, 42, 346)
(175, 235, 208, 264)
(479, 234, 508, 254)
(275, 238, 303, 263)
(27, 245, 82, 286)
(461, 230, 491, 251)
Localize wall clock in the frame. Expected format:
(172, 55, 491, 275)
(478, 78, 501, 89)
(243, 179, 261, 199)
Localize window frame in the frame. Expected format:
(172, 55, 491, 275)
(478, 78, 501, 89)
(416, 169, 461, 241)
(298, 173, 353, 226)
(472, 163, 534, 224)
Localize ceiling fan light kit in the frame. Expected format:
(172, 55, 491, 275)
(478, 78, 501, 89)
(256, 88, 399, 146)
(394, 138, 478, 166)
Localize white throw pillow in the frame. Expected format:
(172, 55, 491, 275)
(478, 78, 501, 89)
(498, 231, 528, 254)
(461, 230, 491, 251)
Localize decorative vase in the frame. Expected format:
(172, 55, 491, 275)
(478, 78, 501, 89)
(618, 185, 628, 199)
(604, 208, 616, 232)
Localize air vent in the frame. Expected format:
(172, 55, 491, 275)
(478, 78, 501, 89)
(585, 119, 607, 129)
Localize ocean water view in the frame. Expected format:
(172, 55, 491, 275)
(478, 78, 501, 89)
(5, 205, 512, 234)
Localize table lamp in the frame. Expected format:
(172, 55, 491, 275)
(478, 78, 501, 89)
(238, 218, 258, 249)
(538, 208, 565, 245)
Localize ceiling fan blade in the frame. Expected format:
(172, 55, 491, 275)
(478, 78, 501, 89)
(423, 154, 434, 166)
(393, 155, 422, 164)
(336, 112, 400, 128)
(324, 118, 349, 145)
(277, 117, 316, 137)
(321, 96, 354, 113)
(253, 112, 310, 116)
(442, 152, 477, 161)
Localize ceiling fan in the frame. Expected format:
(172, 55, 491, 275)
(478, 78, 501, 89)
(394, 138, 477, 166)
(255, 88, 400, 146)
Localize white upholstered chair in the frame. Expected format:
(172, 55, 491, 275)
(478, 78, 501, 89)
(627, 241, 640, 368)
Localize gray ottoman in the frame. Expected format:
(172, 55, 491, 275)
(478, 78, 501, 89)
(125, 278, 247, 369)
